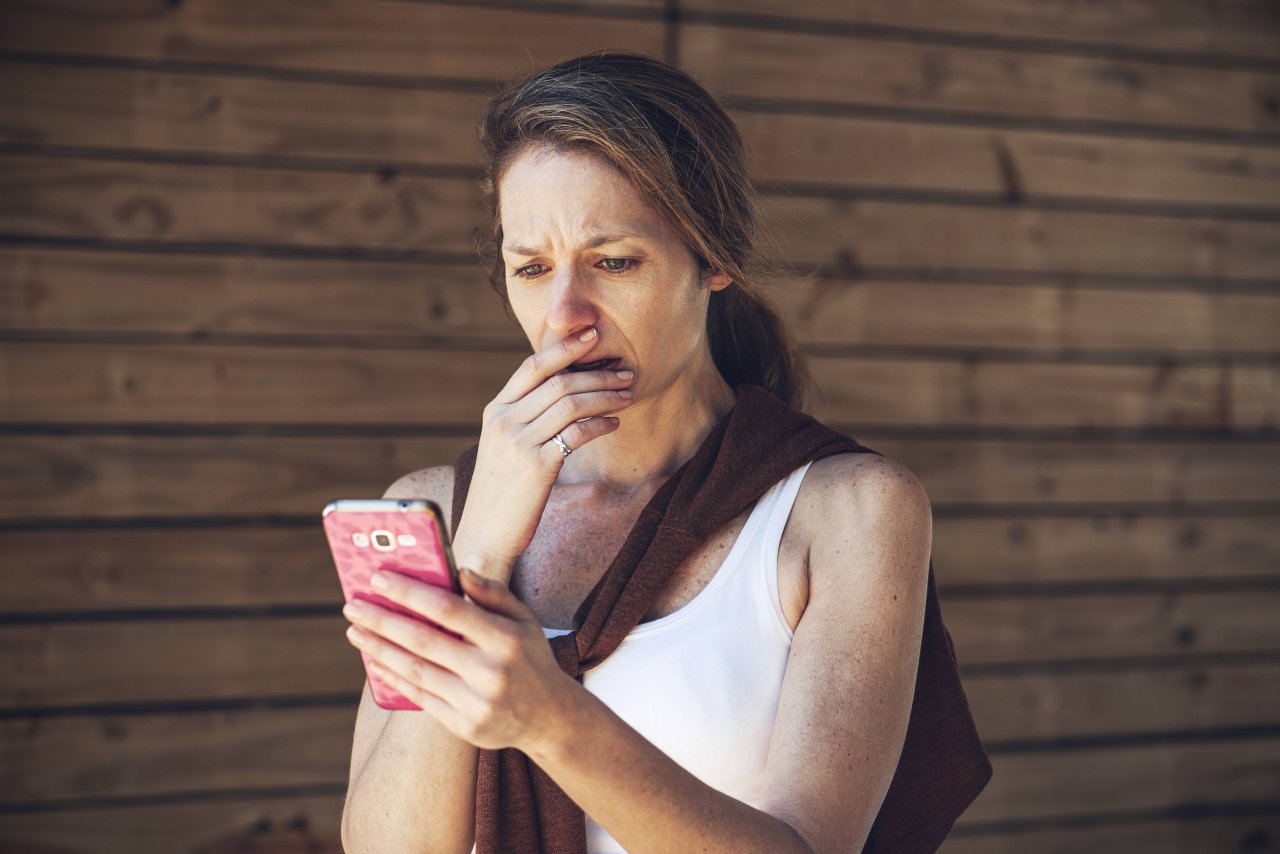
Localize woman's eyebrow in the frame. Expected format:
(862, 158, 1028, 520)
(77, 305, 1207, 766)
(502, 232, 644, 258)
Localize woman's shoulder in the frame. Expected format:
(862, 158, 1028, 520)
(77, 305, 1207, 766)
(381, 465, 458, 529)
(791, 451, 932, 562)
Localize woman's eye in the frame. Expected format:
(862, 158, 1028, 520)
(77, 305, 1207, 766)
(600, 258, 638, 274)
(512, 259, 637, 279)
(513, 263, 547, 279)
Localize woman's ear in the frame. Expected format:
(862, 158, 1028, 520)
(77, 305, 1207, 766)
(703, 269, 733, 292)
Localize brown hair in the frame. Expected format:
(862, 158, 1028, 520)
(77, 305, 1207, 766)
(474, 49, 811, 409)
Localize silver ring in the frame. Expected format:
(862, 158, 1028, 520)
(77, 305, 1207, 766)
(551, 432, 572, 458)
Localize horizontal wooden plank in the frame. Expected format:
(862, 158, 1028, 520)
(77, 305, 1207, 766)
(0, 435, 475, 520)
(682, 0, 1280, 65)
(0, 0, 665, 80)
(0, 528, 346, 613)
(960, 735, 1280, 824)
(6, 247, 1280, 356)
(4, 663, 1277, 803)
(937, 515, 1280, 586)
(943, 813, 1280, 854)
(0, 342, 516, 425)
(7, 60, 1280, 212)
(0, 248, 515, 340)
(681, 23, 1280, 135)
(4, 340, 1276, 429)
(0, 793, 345, 853)
(0, 155, 484, 251)
(3, 591, 1277, 708)
(1, 706, 352, 805)
(735, 108, 1280, 211)
(5, 157, 1277, 281)
(766, 193, 1280, 281)
(967, 660, 1280, 743)
(2, 435, 1277, 522)
(772, 274, 1280, 355)
(5, 514, 1275, 614)
(950, 590, 1280, 667)
(0, 615, 362, 709)
(0, 60, 492, 166)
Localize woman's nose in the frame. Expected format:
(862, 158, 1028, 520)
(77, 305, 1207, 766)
(544, 266, 599, 336)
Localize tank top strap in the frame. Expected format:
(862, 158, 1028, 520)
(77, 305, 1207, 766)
(752, 459, 815, 641)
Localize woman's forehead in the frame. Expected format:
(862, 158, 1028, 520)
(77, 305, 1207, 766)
(499, 150, 672, 248)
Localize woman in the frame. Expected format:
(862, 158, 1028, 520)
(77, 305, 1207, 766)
(339, 51, 990, 853)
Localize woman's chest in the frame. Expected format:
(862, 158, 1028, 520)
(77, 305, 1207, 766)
(510, 493, 808, 632)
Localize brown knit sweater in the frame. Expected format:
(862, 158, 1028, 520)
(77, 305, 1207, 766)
(451, 383, 992, 853)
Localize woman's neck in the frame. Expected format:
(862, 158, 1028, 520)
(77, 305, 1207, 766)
(556, 359, 737, 498)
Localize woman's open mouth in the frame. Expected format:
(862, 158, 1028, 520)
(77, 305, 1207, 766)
(557, 357, 622, 375)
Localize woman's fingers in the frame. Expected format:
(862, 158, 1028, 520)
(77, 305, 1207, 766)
(345, 573, 523, 658)
(494, 326, 601, 404)
(506, 366, 633, 429)
(524, 387, 630, 447)
(349, 622, 466, 704)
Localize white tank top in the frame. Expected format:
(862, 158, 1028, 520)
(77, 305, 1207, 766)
(537, 459, 814, 853)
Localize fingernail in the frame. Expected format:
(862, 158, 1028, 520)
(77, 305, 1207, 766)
(346, 625, 365, 645)
(343, 602, 365, 619)
(615, 370, 634, 379)
(578, 328, 596, 342)
(370, 572, 390, 589)
(617, 389, 633, 398)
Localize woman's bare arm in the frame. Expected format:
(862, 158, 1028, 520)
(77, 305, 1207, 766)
(340, 465, 508, 854)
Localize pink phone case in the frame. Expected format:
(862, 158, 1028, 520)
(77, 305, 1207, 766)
(323, 499, 462, 711)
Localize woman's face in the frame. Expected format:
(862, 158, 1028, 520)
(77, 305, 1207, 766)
(497, 145, 730, 399)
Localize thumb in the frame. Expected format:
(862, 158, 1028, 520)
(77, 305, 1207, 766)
(459, 567, 530, 620)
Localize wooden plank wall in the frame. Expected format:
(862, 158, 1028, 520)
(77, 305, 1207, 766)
(1, 0, 1278, 850)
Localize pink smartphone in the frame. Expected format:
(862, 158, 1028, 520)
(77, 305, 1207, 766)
(322, 498, 463, 711)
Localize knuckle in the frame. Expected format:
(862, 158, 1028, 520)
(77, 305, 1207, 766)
(525, 351, 545, 375)
(560, 421, 589, 445)
(434, 594, 462, 621)
(408, 622, 438, 653)
(460, 717, 485, 742)
(407, 657, 431, 685)
(492, 626, 523, 661)
(548, 372, 573, 396)
(484, 663, 512, 696)
(551, 395, 580, 421)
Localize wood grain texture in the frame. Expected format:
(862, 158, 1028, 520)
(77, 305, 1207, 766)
(680, 0, 1280, 64)
(6, 155, 1276, 280)
(965, 735, 1280, 822)
(0, 0, 665, 78)
(3, 339, 1276, 428)
(943, 814, 1280, 854)
(2, 665, 1277, 802)
(0, 435, 474, 519)
(6, 60, 1280, 212)
(680, 23, 1280, 134)
(3, 799, 1270, 853)
(3, 592, 1278, 709)
(4, 513, 1275, 614)
(2, 435, 1277, 521)
(0, 795, 346, 854)
(3, 0, 1278, 847)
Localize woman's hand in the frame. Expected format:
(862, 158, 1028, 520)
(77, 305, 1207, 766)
(343, 567, 582, 754)
(452, 327, 634, 575)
